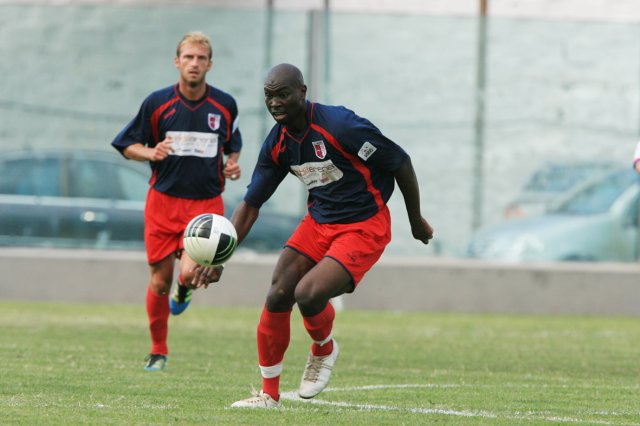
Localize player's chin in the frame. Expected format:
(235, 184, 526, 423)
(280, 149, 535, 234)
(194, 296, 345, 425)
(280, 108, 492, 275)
(187, 77, 204, 87)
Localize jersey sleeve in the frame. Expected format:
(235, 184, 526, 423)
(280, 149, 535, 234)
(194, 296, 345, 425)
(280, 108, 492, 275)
(244, 130, 289, 208)
(224, 97, 243, 155)
(335, 109, 409, 171)
(111, 96, 154, 156)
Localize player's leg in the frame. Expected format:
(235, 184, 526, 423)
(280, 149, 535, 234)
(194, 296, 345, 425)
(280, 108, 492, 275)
(143, 189, 184, 370)
(144, 254, 176, 371)
(294, 258, 351, 398)
(170, 251, 198, 315)
(231, 247, 314, 408)
(295, 206, 392, 397)
(170, 195, 225, 316)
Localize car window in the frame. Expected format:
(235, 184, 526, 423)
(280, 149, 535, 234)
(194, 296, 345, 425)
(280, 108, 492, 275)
(68, 159, 115, 199)
(555, 170, 638, 214)
(0, 158, 61, 196)
(114, 165, 148, 202)
(523, 164, 613, 194)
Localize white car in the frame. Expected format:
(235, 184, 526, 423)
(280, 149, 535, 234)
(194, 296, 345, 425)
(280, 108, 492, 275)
(503, 162, 617, 219)
(469, 168, 640, 262)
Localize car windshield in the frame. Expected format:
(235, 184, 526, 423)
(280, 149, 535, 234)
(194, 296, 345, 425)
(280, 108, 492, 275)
(523, 163, 613, 194)
(554, 170, 638, 214)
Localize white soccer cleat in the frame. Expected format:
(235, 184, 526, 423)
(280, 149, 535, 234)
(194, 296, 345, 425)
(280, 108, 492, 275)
(230, 390, 281, 409)
(298, 339, 339, 399)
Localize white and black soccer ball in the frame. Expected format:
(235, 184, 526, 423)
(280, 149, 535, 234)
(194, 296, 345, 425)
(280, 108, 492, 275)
(183, 213, 238, 267)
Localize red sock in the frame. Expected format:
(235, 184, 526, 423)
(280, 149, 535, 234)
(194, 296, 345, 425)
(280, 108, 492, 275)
(146, 286, 170, 355)
(303, 303, 335, 356)
(257, 306, 292, 401)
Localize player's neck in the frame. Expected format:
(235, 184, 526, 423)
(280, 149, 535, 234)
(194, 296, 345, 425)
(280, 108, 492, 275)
(178, 81, 207, 101)
(286, 104, 309, 133)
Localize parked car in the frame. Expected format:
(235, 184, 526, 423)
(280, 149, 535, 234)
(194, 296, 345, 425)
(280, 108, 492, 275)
(503, 162, 617, 219)
(468, 168, 640, 262)
(0, 149, 299, 251)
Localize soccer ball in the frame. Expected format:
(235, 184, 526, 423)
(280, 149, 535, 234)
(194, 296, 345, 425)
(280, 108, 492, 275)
(183, 213, 238, 267)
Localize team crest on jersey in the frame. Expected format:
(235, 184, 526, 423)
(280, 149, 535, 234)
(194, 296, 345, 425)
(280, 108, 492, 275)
(312, 140, 327, 159)
(208, 113, 221, 131)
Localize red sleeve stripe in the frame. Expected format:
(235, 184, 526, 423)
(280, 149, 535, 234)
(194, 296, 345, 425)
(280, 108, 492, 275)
(311, 124, 385, 211)
(150, 97, 179, 143)
(206, 98, 232, 142)
(270, 130, 286, 166)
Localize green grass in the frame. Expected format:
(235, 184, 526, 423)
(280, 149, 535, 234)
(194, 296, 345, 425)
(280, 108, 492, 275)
(1, 301, 639, 425)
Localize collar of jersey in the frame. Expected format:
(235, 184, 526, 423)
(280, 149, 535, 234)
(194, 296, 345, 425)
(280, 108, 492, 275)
(282, 101, 314, 144)
(173, 84, 210, 111)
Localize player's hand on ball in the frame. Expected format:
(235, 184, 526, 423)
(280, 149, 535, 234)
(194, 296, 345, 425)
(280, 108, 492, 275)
(192, 264, 224, 289)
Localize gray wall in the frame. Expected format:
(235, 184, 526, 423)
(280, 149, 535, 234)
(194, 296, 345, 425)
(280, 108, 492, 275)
(2, 248, 638, 316)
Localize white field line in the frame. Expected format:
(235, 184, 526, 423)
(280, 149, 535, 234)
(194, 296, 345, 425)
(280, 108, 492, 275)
(279, 384, 629, 425)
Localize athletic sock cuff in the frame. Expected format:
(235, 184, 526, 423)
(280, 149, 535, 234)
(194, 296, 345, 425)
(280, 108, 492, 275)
(302, 303, 335, 327)
(260, 306, 292, 328)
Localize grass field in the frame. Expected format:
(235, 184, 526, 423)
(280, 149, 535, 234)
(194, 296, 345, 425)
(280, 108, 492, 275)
(1, 301, 639, 425)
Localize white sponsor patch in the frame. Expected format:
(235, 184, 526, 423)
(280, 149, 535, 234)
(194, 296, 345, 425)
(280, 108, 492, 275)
(166, 131, 218, 157)
(290, 160, 343, 189)
(357, 141, 377, 161)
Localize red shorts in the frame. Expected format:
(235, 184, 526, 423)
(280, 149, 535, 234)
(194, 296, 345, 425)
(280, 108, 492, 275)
(285, 205, 392, 288)
(144, 188, 224, 265)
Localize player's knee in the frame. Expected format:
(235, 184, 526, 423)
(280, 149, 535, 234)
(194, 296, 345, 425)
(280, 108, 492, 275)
(149, 277, 172, 295)
(265, 284, 295, 312)
(294, 283, 326, 311)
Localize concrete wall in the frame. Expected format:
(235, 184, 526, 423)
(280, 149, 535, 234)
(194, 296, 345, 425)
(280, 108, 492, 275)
(14, 0, 640, 22)
(1, 248, 638, 316)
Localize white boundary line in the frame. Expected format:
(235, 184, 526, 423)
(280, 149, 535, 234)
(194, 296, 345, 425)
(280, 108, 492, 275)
(280, 384, 627, 425)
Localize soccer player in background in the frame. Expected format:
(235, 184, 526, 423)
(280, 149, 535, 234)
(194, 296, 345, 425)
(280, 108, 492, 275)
(111, 31, 242, 371)
(192, 63, 433, 407)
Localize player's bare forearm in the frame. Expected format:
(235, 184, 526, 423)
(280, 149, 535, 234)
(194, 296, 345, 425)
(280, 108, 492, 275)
(230, 200, 260, 245)
(394, 157, 434, 244)
(123, 139, 173, 162)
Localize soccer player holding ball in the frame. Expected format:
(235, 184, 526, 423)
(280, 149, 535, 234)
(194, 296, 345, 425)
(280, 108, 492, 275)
(194, 63, 433, 408)
(111, 32, 242, 371)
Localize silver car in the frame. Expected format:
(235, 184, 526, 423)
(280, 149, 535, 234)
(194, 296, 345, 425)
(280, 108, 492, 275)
(468, 168, 640, 262)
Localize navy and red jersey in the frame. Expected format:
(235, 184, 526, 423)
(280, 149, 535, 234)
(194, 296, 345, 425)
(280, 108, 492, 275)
(245, 101, 409, 224)
(111, 84, 242, 199)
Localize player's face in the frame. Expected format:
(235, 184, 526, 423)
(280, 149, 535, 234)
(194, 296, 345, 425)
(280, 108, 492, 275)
(175, 43, 212, 88)
(264, 82, 307, 129)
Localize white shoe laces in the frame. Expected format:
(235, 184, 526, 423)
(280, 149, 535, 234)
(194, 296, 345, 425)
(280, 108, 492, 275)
(302, 354, 328, 383)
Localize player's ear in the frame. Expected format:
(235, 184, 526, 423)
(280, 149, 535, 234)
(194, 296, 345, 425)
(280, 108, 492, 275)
(174, 56, 180, 69)
(300, 84, 307, 100)
(207, 58, 213, 72)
